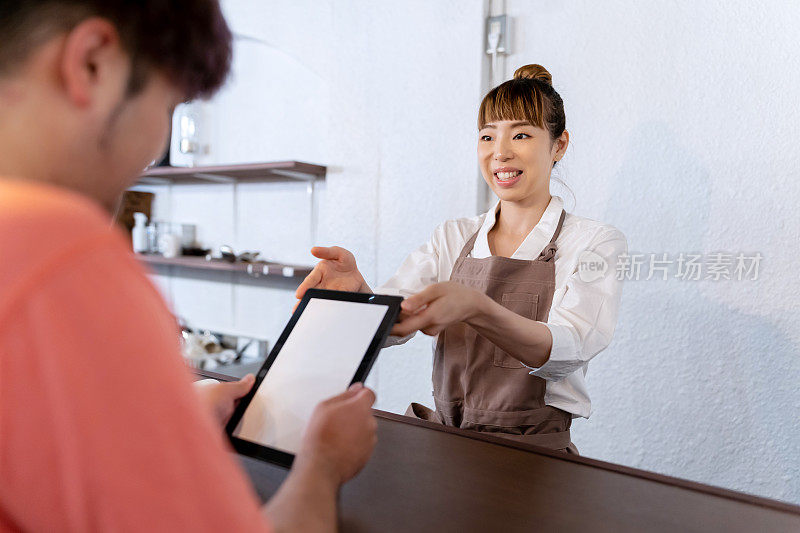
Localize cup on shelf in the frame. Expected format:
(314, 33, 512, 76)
(159, 233, 182, 258)
(178, 224, 197, 248)
(146, 222, 159, 254)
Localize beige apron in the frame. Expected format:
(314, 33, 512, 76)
(405, 209, 578, 454)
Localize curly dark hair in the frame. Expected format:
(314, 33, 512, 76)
(0, 0, 233, 100)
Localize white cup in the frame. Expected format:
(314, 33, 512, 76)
(159, 233, 181, 258)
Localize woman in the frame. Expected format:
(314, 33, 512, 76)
(296, 64, 627, 453)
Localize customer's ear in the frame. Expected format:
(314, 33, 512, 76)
(60, 17, 124, 108)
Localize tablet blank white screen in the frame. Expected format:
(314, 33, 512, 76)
(233, 298, 389, 454)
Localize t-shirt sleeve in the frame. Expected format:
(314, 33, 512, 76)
(0, 235, 270, 532)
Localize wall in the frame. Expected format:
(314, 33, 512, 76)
(503, 0, 800, 504)
(137, 0, 800, 505)
(133, 1, 486, 409)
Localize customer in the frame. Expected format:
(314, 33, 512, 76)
(0, 2, 376, 531)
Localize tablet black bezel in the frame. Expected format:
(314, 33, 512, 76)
(225, 288, 403, 468)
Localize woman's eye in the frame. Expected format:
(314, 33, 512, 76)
(514, 133, 531, 139)
(480, 135, 492, 141)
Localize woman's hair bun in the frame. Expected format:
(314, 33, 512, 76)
(513, 64, 552, 85)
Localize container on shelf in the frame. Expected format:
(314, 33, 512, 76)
(131, 212, 148, 253)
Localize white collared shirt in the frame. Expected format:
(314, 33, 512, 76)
(377, 196, 627, 418)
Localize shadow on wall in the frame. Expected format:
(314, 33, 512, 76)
(575, 122, 800, 503)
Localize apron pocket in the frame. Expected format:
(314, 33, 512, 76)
(493, 293, 539, 368)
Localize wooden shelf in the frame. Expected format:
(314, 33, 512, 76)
(134, 161, 323, 280)
(139, 254, 313, 279)
(137, 161, 326, 185)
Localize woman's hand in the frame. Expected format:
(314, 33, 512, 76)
(295, 247, 371, 303)
(194, 374, 255, 426)
(392, 281, 488, 337)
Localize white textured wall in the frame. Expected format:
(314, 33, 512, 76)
(503, 0, 800, 504)
(134, 1, 485, 410)
(137, 0, 800, 505)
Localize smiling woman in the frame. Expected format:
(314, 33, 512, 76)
(297, 64, 628, 454)
(477, 65, 568, 209)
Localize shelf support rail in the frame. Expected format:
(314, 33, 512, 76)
(308, 180, 317, 249)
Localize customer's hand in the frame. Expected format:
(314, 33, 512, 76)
(295, 383, 378, 486)
(263, 384, 378, 531)
(194, 374, 255, 426)
(295, 247, 371, 304)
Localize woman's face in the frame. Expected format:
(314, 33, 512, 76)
(477, 120, 568, 205)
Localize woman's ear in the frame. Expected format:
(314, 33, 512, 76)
(553, 130, 569, 162)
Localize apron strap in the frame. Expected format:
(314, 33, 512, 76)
(456, 229, 481, 264)
(536, 209, 566, 262)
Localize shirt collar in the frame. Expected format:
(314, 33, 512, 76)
(471, 196, 564, 259)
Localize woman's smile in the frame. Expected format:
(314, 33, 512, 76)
(493, 166, 523, 187)
(477, 118, 566, 202)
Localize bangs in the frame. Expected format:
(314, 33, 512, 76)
(478, 80, 547, 130)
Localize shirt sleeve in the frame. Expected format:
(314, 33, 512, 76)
(528, 228, 628, 382)
(0, 237, 270, 532)
(375, 226, 443, 346)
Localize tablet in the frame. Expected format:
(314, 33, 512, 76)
(226, 288, 403, 467)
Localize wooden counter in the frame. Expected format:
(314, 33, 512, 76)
(238, 409, 800, 532)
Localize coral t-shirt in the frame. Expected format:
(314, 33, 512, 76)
(0, 179, 270, 532)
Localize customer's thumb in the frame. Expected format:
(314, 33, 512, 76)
(227, 374, 255, 397)
(347, 386, 376, 408)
